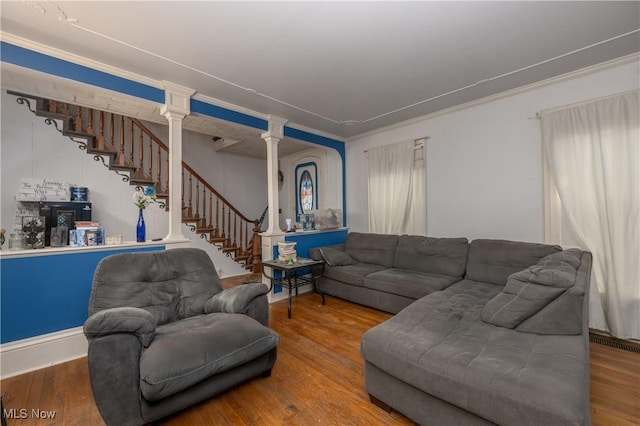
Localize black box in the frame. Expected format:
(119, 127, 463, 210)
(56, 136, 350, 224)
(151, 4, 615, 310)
(39, 201, 92, 246)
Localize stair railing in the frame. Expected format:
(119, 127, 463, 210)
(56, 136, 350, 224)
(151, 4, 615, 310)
(13, 92, 262, 271)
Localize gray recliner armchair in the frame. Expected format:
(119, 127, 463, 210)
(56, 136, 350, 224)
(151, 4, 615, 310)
(83, 248, 279, 426)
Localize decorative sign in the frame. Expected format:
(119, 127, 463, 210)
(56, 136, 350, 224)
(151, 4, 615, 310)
(15, 178, 71, 202)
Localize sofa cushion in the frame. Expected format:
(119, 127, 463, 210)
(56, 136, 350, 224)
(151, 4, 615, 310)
(365, 268, 459, 299)
(139, 313, 279, 401)
(322, 263, 387, 287)
(345, 232, 399, 267)
(465, 239, 562, 285)
(393, 236, 469, 277)
(361, 280, 590, 426)
(318, 247, 355, 266)
(481, 248, 583, 330)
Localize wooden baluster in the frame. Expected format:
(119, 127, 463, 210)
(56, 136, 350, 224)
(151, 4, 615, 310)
(239, 219, 244, 253)
(49, 100, 57, 113)
(202, 185, 206, 225)
(97, 111, 105, 150)
(221, 204, 226, 238)
(208, 192, 213, 229)
(195, 180, 200, 218)
(246, 222, 250, 251)
(118, 115, 125, 166)
(215, 198, 220, 237)
(138, 125, 144, 177)
(148, 135, 153, 178)
(227, 208, 231, 245)
(61, 103, 69, 115)
(75, 106, 82, 132)
(156, 145, 161, 186)
(233, 213, 237, 246)
(87, 109, 94, 135)
(110, 113, 115, 149)
(188, 173, 193, 217)
(129, 119, 135, 165)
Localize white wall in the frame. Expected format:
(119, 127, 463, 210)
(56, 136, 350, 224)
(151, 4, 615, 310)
(346, 58, 640, 243)
(0, 90, 267, 277)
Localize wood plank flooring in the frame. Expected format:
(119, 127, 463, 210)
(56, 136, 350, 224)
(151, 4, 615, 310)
(1, 278, 639, 425)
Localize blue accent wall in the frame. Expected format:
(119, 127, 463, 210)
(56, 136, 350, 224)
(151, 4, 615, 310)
(284, 229, 348, 258)
(190, 99, 268, 130)
(1, 42, 164, 104)
(1, 246, 164, 344)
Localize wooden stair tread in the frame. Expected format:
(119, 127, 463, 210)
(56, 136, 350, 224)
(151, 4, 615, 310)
(35, 109, 69, 121)
(110, 163, 137, 172)
(221, 246, 239, 253)
(87, 146, 117, 156)
(210, 237, 226, 243)
(182, 216, 202, 223)
(65, 129, 94, 139)
(129, 172, 155, 186)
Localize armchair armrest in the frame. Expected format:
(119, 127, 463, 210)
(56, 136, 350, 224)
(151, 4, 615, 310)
(204, 283, 268, 315)
(83, 307, 156, 347)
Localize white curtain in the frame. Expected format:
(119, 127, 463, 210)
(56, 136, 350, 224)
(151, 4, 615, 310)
(541, 90, 640, 340)
(367, 139, 426, 234)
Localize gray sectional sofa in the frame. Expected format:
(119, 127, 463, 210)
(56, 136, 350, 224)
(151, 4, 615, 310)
(310, 233, 592, 425)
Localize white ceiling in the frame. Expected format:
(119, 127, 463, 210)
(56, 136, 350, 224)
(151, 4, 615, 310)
(1, 1, 639, 147)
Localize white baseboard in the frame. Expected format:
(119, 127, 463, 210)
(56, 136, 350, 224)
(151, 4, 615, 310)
(0, 327, 88, 379)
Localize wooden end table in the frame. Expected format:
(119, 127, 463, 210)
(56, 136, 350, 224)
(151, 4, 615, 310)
(261, 257, 325, 318)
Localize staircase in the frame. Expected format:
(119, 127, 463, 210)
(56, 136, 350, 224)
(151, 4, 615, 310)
(10, 91, 263, 272)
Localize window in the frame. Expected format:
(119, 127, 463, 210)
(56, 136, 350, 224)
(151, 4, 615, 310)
(299, 170, 313, 213)
(295, 162, 318, 220)
(367, 138, 426, 235)
(541, 90, 639, 339)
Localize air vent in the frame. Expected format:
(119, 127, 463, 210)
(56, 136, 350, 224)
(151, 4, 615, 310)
(590, 333, 640, 353)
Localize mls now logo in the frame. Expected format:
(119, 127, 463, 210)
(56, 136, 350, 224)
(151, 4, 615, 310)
(4, 408, 56, 419)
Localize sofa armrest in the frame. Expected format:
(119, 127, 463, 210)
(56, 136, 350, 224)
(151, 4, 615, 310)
(205, 283, 269, 316)
(83, 307, 156, 347)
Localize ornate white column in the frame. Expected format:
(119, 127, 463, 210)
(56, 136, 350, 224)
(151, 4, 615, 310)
(160, 81, 195, 241)
(260, 116, 288, 303)
(261, 115, 288, 236)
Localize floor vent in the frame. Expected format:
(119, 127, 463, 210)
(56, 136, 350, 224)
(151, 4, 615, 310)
(590, 333, 640, 353)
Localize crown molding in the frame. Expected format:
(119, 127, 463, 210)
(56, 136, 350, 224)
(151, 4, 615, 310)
(346, 53, 640, 142)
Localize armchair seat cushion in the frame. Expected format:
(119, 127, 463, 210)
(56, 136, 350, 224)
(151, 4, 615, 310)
(140, 313, 279, 401)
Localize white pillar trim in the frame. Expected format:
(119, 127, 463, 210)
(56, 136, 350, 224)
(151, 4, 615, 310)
(261, 115, 288, 236)
(160, 80, 195, 116)
(161, 81, 195, 241)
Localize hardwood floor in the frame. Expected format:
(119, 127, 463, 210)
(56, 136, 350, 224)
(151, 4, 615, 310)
(1, 279, 639, 425)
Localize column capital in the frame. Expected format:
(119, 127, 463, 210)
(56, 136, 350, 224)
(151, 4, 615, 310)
(160, 81, 195, 118)
(261, 115, 288, 140)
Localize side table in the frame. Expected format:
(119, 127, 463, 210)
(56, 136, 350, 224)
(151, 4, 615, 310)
(261, 257, 325, 318)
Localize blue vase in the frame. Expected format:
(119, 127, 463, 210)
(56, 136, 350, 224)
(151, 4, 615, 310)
(136, 209, 146, 242)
